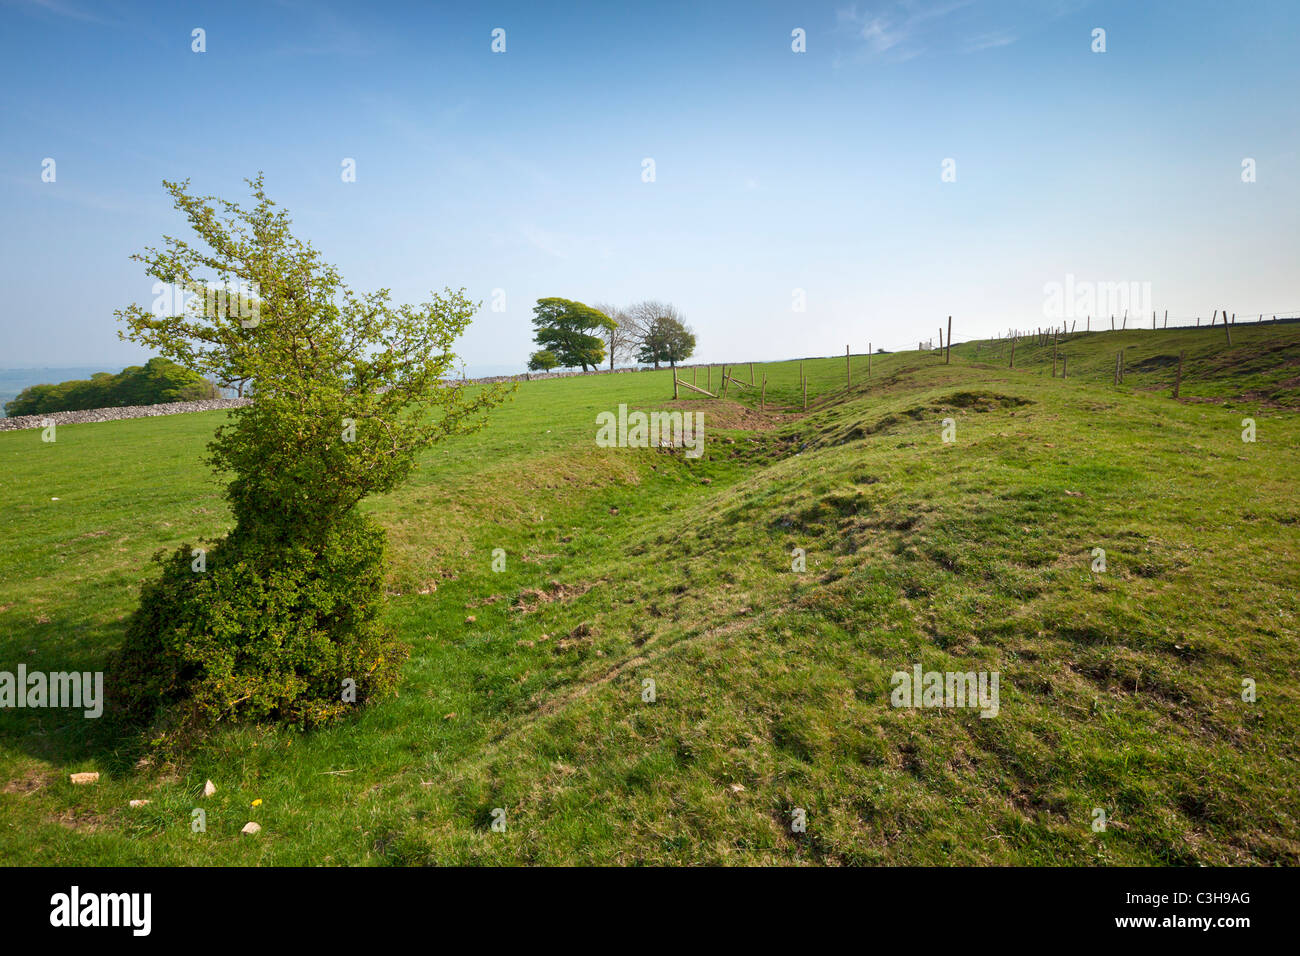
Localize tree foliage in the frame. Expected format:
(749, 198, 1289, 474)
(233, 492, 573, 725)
(635, 306, 696, 368)
(530, 297, 615, 371)
(592, 302, 636, 370)
(3, 357, 215, 416)
(527, 349, 559, 372)
(111, 175, 510, 734)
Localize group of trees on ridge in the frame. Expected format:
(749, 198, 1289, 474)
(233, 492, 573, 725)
(527, 298, 696, 373)
(10, 296, 699, 418)
(4, 357, 217, 417)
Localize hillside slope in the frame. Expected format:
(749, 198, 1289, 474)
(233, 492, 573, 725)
(1, 324, 1297, 865)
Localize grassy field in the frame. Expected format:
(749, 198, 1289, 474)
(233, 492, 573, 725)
(2, 322, 1298, 865)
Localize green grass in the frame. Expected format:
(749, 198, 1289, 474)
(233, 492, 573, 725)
(1, 322, 1297, 864)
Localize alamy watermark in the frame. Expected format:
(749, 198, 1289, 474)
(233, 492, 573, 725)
(0, 667, 103, 718)
(890, 665, 999, 718)
(50, 886, 150, 936)
(151, 278, 261, 328)
(595, 403, 704, 458)
(1042, 273, 1151, 322)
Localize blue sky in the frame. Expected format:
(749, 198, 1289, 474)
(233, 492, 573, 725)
(2, 0, 1297, 374)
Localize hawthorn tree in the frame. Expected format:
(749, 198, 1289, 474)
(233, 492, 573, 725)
(530, 297, 615, 371)
(111, 175, 510, 732)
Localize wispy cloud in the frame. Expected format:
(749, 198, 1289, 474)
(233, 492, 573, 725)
(5, 0, 110, 23)
(963, 30, 1018, 52)
(835, 0, 974, 62)
(267, 1, 377, 57)
(6, 174, 151, 215)
(835, 0, 1082, 64)
(517, 223, 611, 261)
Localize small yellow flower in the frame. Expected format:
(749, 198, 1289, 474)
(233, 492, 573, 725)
(251, 799, 262, 807)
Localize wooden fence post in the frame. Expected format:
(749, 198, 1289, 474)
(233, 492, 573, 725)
(1163, 309, 1168, 329)
(760, 374, 767, 411)
(846, 345, 851, 387)
(673, 371, 679, 399)
(1224, 307, 1232, 346)
(1152, 310, 1156, 330)
(707, 365, 711, 390)
(720, 366, 729, 399)
(868, 344, 872, 379)
(946, 316, 952, 364)
(802, 374, 807, 411)
(1052, 331, 1058, 377)
(1173, 350, 1183, 398)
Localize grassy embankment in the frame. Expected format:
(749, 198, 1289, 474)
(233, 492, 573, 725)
(1, 321, 1297, 864)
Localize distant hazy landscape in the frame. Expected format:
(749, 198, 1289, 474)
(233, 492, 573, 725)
(0, 368, 105, 416)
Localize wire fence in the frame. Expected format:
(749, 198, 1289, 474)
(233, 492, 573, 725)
(437, 308, 1300, 389)
(990, 309, 1300, 344)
